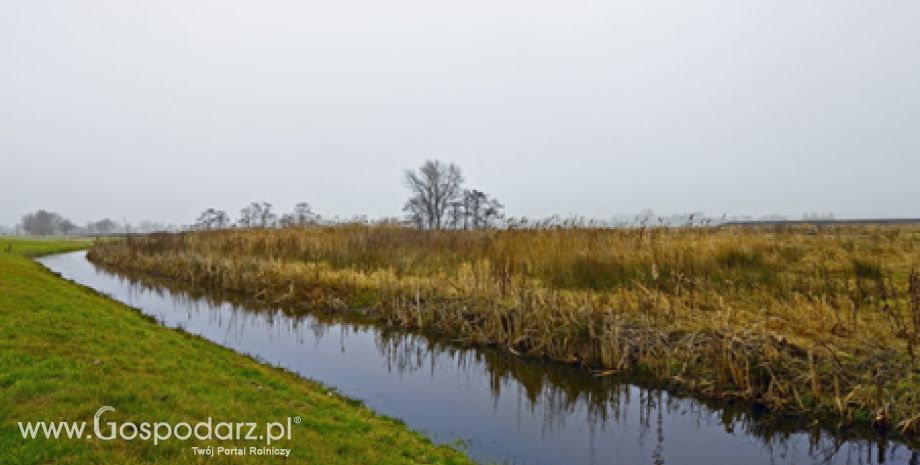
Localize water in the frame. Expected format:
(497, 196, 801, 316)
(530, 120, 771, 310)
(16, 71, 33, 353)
(38, 251, 918, 465)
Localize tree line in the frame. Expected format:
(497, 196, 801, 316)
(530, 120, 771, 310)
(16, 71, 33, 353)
(5, 160, 757, 237)
(10, 210, 159, 236)
(193, 160, 505, 231)
(194, 201, 319, 230)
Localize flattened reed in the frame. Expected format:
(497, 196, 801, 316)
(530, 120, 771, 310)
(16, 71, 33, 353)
(89, 224, 920, 441)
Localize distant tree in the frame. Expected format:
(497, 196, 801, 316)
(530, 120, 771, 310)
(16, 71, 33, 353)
(635, 209, 656, 226)
(294, 202, 316, 225)
(238, 205, 255, 228)
(402, 160, 465, 230)
(462, 189, 504, 229)
(136, 221, 170, 233)
(239, 202, 276, 228)
(402, 197, 427, 230)
(21, 210, 64, 235)
(447, 201, 466, 229)
(58, 219, 77, 235)
(195, 208, 229, 230)
(90, 219, 118, 235)
(214, 210, 229, 228)
(480, 198, 504, 228)
(196, 209, 214, 230)
(195, 208, 219, 230)
(281, 202, 317, 227)
(256, 202, 276, 227)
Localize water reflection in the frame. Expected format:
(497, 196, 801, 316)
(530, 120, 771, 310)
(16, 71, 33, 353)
(40, 252, 918, 465)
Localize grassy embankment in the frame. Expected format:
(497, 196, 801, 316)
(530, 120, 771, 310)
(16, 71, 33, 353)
(0, 237, 473, 465)
(88, 226, 920, 442)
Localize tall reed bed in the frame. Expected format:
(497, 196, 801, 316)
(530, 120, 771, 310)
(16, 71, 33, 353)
(88, 225, 920, 441)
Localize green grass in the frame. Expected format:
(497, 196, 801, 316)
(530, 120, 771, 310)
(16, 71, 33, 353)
(0, 238, 473, 464)
(1, 236, 92, 257)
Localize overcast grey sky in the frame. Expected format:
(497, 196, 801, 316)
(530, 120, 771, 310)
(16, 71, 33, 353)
(1, 0, 918, 226)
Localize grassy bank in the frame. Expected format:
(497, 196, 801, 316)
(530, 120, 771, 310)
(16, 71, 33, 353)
(0, 237, 473, 464)
(87, 226, 920, 442)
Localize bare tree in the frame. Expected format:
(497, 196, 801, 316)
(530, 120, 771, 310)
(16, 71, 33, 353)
(447, 200, 466, 229)
(238, 205, 255, 228)
(465, 190, 485, 229)
(463, 189, 504, 229)
(239, 202, 276, 228)
(213, 210, 230, 228)
(196, 208, 229, 230)
(288, 202, 316, 226)
(479, 197, 504, 229)
(197, 208, 218, 230)
(281, 203, 319, 227)
(402, 160, 464, 230)
(256, 202, 276, 227)
(402, 196, 426, 230)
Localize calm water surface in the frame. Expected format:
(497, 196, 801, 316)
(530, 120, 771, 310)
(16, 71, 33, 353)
(38, 251, 918, 465)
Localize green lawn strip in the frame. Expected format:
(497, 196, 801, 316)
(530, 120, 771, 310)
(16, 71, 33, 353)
(1, 237, 93, 258)
(0, 239, 473, 464)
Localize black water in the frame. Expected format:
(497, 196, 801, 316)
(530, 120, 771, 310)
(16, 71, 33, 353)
(38, 251, 918, 465)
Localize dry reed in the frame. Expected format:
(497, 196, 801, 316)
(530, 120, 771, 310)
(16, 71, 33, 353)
(89, 224, 920, 441)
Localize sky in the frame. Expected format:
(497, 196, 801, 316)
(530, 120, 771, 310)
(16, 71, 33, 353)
(1, 0, 918, 226)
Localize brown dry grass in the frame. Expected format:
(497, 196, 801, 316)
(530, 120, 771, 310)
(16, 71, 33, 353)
(88, 224, 920, 441)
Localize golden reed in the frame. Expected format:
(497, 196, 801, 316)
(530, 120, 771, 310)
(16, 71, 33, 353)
(89, 224, 920, 441)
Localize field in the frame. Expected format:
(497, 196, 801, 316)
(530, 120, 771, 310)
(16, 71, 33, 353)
(87, 225, 920, 442)
(0, 237, 473, 464)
